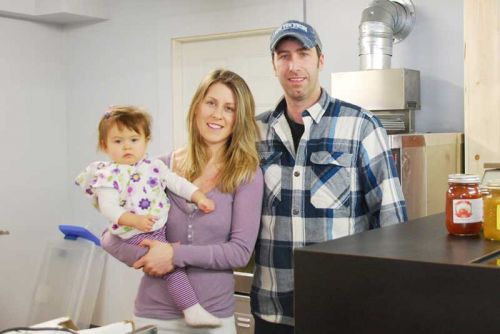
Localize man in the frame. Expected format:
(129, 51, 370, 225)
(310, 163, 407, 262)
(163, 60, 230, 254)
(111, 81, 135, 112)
(251, 20, 408, 333)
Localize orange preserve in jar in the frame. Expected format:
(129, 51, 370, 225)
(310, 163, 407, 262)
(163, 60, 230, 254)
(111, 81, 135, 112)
(445, 174, 483, 236)
(483, 180, 500, 241)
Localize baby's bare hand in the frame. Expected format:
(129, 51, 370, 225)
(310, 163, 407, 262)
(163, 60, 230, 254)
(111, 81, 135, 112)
(198, 198, 215, 213)
(135, 215, 157, 232)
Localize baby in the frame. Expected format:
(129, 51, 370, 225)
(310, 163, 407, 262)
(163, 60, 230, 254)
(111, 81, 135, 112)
(75, 105, 221, 327)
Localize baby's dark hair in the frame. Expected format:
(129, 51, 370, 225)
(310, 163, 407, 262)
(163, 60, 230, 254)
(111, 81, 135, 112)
(98, 105, 151, 150)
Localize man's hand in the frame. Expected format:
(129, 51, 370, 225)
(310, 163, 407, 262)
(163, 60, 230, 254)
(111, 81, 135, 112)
(133, 239, 174, 277)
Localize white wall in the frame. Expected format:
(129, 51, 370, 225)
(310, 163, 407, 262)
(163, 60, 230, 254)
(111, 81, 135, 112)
(0, 0, 464, 328)
(0, 17, 67, 328)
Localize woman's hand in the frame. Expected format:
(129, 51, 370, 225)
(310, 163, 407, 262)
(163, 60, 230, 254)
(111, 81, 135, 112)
(133, 240, 174, 277)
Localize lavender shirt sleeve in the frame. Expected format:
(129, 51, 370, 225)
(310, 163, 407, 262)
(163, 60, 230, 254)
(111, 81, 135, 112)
(101, 228, 148, 266)
(172, 168, 263, 270)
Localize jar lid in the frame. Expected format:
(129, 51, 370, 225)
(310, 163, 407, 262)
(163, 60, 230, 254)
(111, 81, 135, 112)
(448, 173, 480, 184)
(480, 186, 490, 195)
(486, 179, 500, 190)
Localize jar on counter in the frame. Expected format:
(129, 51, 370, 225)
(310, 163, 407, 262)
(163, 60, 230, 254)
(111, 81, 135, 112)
(445, 174, 483, 236)
(482, 180, 500, 241)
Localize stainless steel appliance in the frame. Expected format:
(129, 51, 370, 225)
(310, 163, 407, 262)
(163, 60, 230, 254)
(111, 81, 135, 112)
(331, 68, 420, 133)
(234, 272, 254, 334)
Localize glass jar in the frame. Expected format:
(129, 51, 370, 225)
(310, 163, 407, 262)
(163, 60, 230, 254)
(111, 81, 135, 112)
(483, 180, 500, 241)
(445, 174, 483, 236)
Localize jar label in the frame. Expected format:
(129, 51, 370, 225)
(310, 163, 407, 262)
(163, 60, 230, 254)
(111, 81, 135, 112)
(452, 198, 483, 224)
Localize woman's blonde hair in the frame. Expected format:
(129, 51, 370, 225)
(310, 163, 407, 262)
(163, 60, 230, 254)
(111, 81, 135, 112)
(97, 105, 151, 150)
(183, 69, 259, 193)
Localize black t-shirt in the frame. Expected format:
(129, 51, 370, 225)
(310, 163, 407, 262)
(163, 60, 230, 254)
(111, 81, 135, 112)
(284, 110, 305, 152)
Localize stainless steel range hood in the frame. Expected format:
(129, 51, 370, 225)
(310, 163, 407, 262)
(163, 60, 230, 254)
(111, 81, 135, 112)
(331, 68, 420, 133)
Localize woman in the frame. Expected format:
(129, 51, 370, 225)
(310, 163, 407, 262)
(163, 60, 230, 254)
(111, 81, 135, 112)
(101, 69, 263, 333)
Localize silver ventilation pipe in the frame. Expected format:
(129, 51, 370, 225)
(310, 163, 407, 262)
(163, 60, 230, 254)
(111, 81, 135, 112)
(359, 0, 416, 70)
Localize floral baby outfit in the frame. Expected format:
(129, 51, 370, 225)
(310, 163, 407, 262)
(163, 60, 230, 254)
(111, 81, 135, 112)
(75, 157, 198, 239)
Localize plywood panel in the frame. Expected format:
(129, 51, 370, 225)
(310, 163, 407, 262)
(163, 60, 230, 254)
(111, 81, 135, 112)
(464, 0, 500, 176)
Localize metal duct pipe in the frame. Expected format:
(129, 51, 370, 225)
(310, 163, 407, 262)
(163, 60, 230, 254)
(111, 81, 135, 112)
(359, 0, 416, 70)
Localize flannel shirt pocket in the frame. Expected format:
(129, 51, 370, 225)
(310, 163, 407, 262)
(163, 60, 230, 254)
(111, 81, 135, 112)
(260, 151, 282, 206)
(310, 151, 352, 209)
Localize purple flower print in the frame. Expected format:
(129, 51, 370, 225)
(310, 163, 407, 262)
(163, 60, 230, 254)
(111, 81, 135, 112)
(139, 198, 151, 210)
(144, 159, 151, 164)
(148, 177, 159, 188)
(113, 181, 119, 190)
(143, 186, 147, 194)
(152, 167, 160, 174)
(112, 167, 120, 175)
(131, 173, 141, 183)
(85, 188, 93, 195)
(112, 224, 119, 230)
(159, 202, 163, 208)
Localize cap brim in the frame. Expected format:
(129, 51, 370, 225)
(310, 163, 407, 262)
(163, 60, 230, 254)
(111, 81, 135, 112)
(270, 31, 316, 52)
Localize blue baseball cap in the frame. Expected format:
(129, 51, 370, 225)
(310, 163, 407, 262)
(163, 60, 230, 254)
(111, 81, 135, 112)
(270, 20, 322, 52)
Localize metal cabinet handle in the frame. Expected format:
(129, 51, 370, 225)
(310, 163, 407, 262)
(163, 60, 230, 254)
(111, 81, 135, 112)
(236, 322, 251, 328)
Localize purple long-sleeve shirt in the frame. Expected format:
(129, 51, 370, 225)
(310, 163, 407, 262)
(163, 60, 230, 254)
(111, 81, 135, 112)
(101, 155, 263, 320)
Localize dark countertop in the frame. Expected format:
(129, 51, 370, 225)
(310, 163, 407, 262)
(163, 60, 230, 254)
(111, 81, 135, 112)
(294, 213, 500, 334)
(298, 213, 500, 266)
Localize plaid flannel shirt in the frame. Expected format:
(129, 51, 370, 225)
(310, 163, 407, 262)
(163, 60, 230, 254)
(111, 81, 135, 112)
(251, 89, 407, 326)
